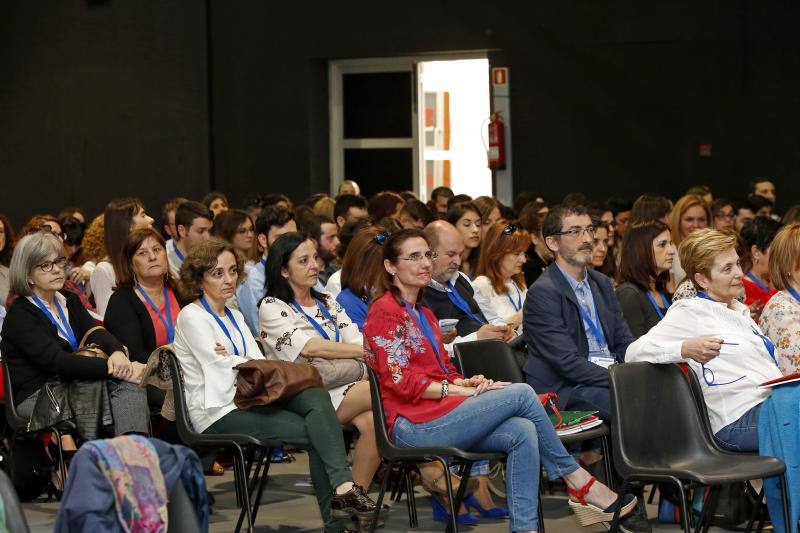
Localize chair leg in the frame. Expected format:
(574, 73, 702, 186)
(779, 474, 791, 533)
(672, 478, 691, 533)
(609, 478, 630, 533)
(51, 427, 67, 498)
(404, 469, 416, 527)
(233, 444, 254, 533)
(744, 485, 764, 533)
(369, 461, 392, 533)
(538, 481, 545, 533)
(647, 483, 658, 505)
(693, 485, 717, 533)
(405, 469, 419, 527)
(601, 435, 614, 490)
(441, 459, 461, 533)
(250, 458, 272, 525)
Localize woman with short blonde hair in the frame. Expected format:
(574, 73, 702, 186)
(759, 223, 800, 375)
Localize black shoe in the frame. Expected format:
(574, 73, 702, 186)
(619, 506, 652, 533)
(331, 484, 379, 518)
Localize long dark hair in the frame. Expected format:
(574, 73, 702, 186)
(105, 197, 145, 277)
(0, 214, 16, 267)
(265, 232, 328, 306)
(379, 228, 428, 305)
(617, 220, 671, 292)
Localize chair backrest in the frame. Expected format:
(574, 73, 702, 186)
(608, 362, 720, 478)
(162, 348, 203, 446)
(366, 365, 404, 458)
(454, 339, 525, 383)
(1, 359, 28, 431)
(0, 468, 30, 533)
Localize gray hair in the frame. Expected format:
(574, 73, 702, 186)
(9, 232, 65, 296)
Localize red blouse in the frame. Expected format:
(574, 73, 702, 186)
(142, 287, 181, 347)
(363, 291, 466, 435)
(743, 275, 776, 322)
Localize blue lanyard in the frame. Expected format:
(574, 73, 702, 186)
(576, 301, 607, 347)
(445, 281, 485, 326)
(173, 242, 184, 263)
(697, 292, 777, 365)
(646, 291, 670, 319)
(199, 296, 246, 355)
(403, 299, 449, 376)
(136, 285, 175, 343)
(32, 294, 78, 350)
(506, 284, 522, 312)
(746, 272, 770, 293)
(291, 298, 340, 343)
(260, 257, 267, 268)
(788, 287, 800, 305)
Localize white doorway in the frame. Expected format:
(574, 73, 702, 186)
(417, 58, 492, 200)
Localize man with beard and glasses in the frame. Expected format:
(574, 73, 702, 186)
(523, 204, 648, 533)
(298, 213, 341, 287)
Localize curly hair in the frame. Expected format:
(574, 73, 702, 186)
(0, 214, 17, 267)
(81, 214, 107, 263)
(178, 238, 245, 301)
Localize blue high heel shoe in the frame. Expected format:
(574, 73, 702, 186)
(430, 495, 479, 525)
(464, 494, 509, 518)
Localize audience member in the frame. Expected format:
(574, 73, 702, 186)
(740, 216, 782, 321)
(760, 222, 800, 375)
(473, 196, 505, 238)
(749, 193, 774, 218)
(447, 193, 473, 209)
(1, 232, 149, 439)
(782, 205, 800, 225)
(211, 209, 257, 262)
(686, 185, 713, 205)
(472, 222, 529, 330)
(173, 239, 378, 529)
(429, 186, 454, 218)
(669, 194, 710, 285)
(733, 196, 757, 232)
(334, 194, 369, 230)
(0, 214, 16, 305)
(368, 191, 404, 222)
(519, 201, 552, 286)
(524, 204, 633, 422)
(710, 197, 735, 231)
(260, 232, 383, 495)
(398, 198, 433, 229)
(338, 179, 360, 197)
(313, 196, 336, 219)
(615, 221, 674, 339)
(262, 193, 294, 210)
(57, 207, 87, 226)
(630, 194, 672, 225)
(324, 216, 371, 299)
(605, 197, 633, 239)
(589, 220, 616, 282)
(446, 202, 482, 278)
(201, 192, 229, 217)
(79, 214, 106, 279)
(167, 201, 213, 280)
(363, 229, 635, 532)
(91, 198, 153, 316)
(750, 177, 776, 205)
(514, 191, 545, 213)
(627, 229, 782, 453)
(241, 193, 264, 221)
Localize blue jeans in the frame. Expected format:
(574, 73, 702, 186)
(392, 383, 579, 531)
(713, 402, 762, 453)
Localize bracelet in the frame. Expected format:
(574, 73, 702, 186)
(440, 379, 449, 399)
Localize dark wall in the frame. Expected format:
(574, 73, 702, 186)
(3, 1, 799, 232)
(0, 1, 209, 228)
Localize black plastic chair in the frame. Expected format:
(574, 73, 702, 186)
(1, 358, 68, 496)
(366, 365, 504, 533)
(608, 362, 790, 533)
(163, 348, 280, 533)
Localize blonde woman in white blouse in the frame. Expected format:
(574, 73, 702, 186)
(259, 232, 380, 491)
(759, 222, 800, 375)
(627, 229, 781, 452)
(174, 239, 379, 529)
(472, 222, 530, 330)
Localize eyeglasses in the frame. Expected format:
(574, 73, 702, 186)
(701, 364, 745, 387)
(398, 251, 433, 262)
(502, 223, 520, 236)
(714, 212, 734, 220)
(36, 256, 68, 272)
(237, 226, 255, 235)
(551, 226, 596, 238)
(374, 231, 391, 245)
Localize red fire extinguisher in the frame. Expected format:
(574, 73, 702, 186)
(487, 111, 506, 170)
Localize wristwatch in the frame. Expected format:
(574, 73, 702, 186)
(440, 379, 449, 399)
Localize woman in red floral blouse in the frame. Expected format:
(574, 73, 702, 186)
(363, 229, 635, 533)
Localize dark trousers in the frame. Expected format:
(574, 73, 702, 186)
(565, 384, 613, 423)
(204, 387, 351, 532)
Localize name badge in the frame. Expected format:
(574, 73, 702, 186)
(589, 350, 614, 369)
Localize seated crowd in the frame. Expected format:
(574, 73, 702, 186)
(0, 176, 798, 532)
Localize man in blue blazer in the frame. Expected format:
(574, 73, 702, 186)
(523, 203, 634, 422)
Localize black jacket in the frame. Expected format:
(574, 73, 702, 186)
(104, 285, 183, 364)
(1, 291, 123, 405)
(614, 282, 671, 340)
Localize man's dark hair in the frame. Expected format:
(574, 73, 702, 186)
(631, 194, 672, 223)
(562, 192, 590, 206)
(604, 197, 633, 217)
(262, 193, 293, 209)
(333, 194, 368, 222)
(746, 193, 773, 211)
(337, 216, 371, 258)
(749, 177, 774, 194)
(431, 186, 454, 201)
(740, 216, 782, 272)
(542, 204, 590, 238)
(174, 201, 213, 236)
(256, 205, 295, 237)
(447, 194, 473, 210)
(513, 191, 544, 213)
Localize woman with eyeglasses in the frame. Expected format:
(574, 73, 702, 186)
(258, 232, 382, 498)
(0, 232, 149, 438)
(711, 197, 735, 231)
(446, 202, 483, 279)
(627, 228, 782, 452)
(472, 222, 529, 331)
(90, 198, 154, 317)
(364, 228, 635, 532)
(615, 221, 674, 339)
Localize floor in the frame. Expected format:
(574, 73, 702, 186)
(20, 451, 733, 532)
